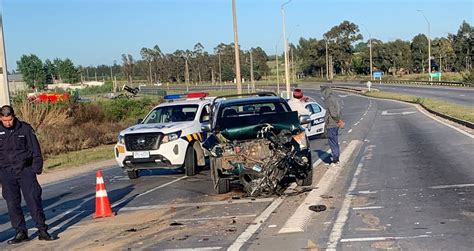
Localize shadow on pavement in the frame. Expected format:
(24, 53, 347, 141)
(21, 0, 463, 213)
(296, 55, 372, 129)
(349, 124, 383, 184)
(315, 149, 332, 164)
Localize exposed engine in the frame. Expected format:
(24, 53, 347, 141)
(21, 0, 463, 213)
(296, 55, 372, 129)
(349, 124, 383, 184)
(206, 124, 310, 196)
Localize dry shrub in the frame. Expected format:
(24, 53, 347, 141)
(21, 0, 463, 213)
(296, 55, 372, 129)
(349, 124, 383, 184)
(15, 102, 72, 130)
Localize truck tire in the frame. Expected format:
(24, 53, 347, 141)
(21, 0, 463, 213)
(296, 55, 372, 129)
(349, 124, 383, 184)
(185, 145, 197, 176)
(296, 168, 313, 186)
(127, 169, 139, 179)
(210, 158, 230, 194)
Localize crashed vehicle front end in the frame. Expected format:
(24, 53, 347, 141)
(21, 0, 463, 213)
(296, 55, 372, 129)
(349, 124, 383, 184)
(204, 106, 312, 196)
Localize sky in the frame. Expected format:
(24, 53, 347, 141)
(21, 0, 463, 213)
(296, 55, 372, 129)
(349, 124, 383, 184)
(2, 0, 473, 70)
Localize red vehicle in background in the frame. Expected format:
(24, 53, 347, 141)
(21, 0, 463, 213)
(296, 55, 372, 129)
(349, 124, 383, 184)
(27, 92, 70, 103)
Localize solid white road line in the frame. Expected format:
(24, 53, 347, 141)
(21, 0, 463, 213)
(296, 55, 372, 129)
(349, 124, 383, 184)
(352, 206, 384, 210)
(340, 234, 432, 243)
(163, 247, 223, 251)
(358, 190, 377, 194)
(112, 176, 187, 207)
(279, 140, 363, 234)
(429, 183, 474, 189)
(326, 159, 365, 251)
(120, 198, 274, 212)
(227, 197, 284, 251)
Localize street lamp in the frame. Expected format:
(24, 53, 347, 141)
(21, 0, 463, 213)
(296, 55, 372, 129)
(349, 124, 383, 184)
(232, 0, 242, 94)
(417, 9, 431, 81)
(361, 24, 373, 80)
(0, 15, 10, 106)
(281, 0, 292, 99)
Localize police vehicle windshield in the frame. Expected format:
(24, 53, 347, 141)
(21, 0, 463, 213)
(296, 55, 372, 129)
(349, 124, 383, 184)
(143, 105, 199, 123)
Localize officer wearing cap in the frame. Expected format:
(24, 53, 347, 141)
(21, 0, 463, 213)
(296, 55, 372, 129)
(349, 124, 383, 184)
(288, 88, 311, 116)
(0, 105, 54, 244)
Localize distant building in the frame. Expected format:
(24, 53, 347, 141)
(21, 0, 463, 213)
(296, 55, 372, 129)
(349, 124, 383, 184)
(8, 73, 27, 93)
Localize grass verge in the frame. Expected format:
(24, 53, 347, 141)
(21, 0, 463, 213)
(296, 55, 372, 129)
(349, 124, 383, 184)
(44, 144, 115, 171)
(364, 91, 474, 123)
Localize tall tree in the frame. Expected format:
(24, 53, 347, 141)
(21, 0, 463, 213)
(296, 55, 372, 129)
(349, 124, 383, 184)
(411, 34, 429, 73)
(324, 21, 363, 74)
(121, 54, 134, 84)
(17, 54, 45, 90)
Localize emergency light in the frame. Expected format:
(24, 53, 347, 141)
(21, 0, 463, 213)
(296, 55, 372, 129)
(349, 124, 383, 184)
(164, 92, 208, 100)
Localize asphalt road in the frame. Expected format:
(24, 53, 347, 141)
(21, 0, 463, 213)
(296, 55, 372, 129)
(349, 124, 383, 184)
(0, 89, 472, 250)
(337, 82, 474, 106)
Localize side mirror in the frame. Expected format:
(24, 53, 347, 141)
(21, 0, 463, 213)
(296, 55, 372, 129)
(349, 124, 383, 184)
(201, 122, 211, 132)
(299, 115, 311, 125)
(137, 118, 143, 124)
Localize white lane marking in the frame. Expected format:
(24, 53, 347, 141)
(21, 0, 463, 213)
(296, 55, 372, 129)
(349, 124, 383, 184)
(326, 160, 365, 250)
(120, 198, 274, 212)
(354, 122, 360, 126)
(340, 235, 432, 243)
(174, 214, 257, 222)
(163, 247, 223, 251)
(347, 129, 353, 134)
(358, 190, 377, 194)
(352, 206, 384, 210)
(381, 111, 416, 116)
(228, 197, 284, 251)
(279, 140, 363, 234)
(112, 176, 187, 207)
(429, 183, 474, 189)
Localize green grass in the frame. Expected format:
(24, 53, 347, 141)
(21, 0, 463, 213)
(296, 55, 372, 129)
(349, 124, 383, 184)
(364, 91, 474, 123)
(44, 144, 115, 170)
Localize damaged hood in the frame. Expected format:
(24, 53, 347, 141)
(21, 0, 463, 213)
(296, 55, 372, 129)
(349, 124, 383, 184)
(216, 111, 302, 141)
(120, 122, 191, 135)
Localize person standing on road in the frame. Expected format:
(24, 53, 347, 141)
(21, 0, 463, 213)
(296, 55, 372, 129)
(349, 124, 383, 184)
(320, 86, 345, 165)
(288, 88, 311, 116)
(0, 105, 54, 244)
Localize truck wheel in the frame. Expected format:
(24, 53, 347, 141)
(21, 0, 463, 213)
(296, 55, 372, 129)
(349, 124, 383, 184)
(127, 170, 139, 179)
(210, 158, 230, 194)
(296, 168, 313, 186)
(185, 145, 197, 176)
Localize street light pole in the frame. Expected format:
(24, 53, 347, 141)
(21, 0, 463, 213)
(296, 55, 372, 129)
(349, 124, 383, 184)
(325, 38, 329, 80)
(418, 10, 431, 81)
(361, 24, 373, 80)
(276, 45, 280, 94)
(232, 0, 242, 94)
(0, 15, 10, 106)
(281, 0, 292, 99)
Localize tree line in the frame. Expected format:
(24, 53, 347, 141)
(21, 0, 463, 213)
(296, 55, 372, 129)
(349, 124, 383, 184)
(15, 20, 472, 90)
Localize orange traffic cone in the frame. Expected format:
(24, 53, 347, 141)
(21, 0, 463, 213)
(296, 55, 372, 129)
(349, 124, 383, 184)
(93, 169, 114, 219)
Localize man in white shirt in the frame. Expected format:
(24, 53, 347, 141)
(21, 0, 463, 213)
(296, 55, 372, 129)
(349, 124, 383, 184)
(287, 89, 310, 116)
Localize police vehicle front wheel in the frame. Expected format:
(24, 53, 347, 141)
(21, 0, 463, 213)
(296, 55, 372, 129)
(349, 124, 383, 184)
(185, 145, 197, 176)
(127, 169, 139, 179)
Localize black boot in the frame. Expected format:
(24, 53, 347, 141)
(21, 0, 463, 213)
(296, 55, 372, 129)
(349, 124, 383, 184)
(38, 230, 54, 241)
(7, 230, 29, 244)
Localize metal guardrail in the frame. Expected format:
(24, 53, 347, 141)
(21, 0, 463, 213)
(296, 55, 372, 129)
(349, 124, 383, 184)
(374, 79, 472, 87)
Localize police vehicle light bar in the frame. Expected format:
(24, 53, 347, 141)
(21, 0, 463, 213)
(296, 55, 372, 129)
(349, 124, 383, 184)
(164, 92, 208, 100)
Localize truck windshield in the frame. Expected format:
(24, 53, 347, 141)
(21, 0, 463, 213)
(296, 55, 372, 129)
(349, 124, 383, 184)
(143, 105, 199, 124)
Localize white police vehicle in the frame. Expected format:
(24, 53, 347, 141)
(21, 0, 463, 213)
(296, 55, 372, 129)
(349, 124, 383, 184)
(114, 93, 211, 179)
(305, 101, 326, 137)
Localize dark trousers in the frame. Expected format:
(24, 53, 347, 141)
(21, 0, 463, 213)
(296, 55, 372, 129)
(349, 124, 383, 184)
(327, 127, 340, 162)
(0, 167, 47, 232)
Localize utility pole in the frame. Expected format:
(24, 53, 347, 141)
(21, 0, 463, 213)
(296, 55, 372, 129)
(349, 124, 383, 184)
(281, 0, 292, 99)
(110, 65, 113, 81)
(250, 50, 255, 92)
(148, 61, 152, 84)
(418, 10, 431, 81)
(325, 39, 329, 81)
(232, 0, 242, 94)
(184, 57, 190, 85)
(0, 15, 10, 106)
(291, 47, 295, 84)
(218, 52, 222, 85)
(276, 44, 280, 94)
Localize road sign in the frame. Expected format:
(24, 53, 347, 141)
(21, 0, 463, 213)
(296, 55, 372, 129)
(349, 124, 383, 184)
(373, 71, 383, 78)
(430, 72, 442, 78)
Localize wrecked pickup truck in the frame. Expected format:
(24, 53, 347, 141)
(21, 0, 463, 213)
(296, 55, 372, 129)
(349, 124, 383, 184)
(202, 92, 313, 196)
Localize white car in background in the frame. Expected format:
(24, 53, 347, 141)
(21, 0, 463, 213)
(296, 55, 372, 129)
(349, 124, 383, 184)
(305, 101, 326, 137)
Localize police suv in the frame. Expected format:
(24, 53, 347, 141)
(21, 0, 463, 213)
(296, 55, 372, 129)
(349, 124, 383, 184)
(114, 93, 211, 179)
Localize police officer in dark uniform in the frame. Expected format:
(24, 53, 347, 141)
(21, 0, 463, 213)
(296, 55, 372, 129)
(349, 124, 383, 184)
(0, 105, 53, 244)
